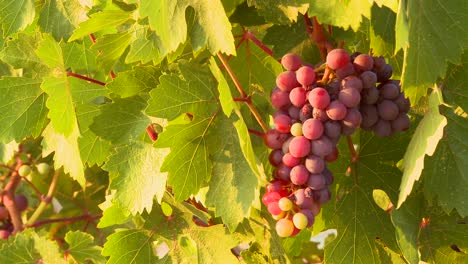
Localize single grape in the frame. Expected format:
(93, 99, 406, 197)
(373, 120, 392, 137)
(326, 49, 350, 70)
(338, 88, 361, 108)
(360, 105, 379, 128)
(315, 188, 331, 204)
(335, 63, 356, 79)
(376, 64, 392, 82)
(0, 206, 8, 220)
(278, 197, 293, 211)
(326, 100, 347, 120)
(262, 191, 281, 206)
(380, 82, 400, 100)
(264, 129, 289, 149)
(353, 54, 374, 72)
(296, 66, 316, 87)
(282, 153, 301, 167)
(307, 174, 326, 190)
(372, 56, 386, 69)
(268, 149, 283, 167)
(325, 147, 339, 162)
(15, 194, 28, 212)
(308, 87, 330, 109)
(309, 201, 322, 216)
(341, 76, 363, 92)
(290, 123, 303, 136)
(327, 81, 341, 99)
(391, 113, 410, 132)
(342, 108, 362, 128)
(312, 108, 329, 122)
(289, 136, 311, 158)
(268, 202, 283, 215)
(360, 71, 377, 89)
(305, 155, 325, 174)
(362, 87, 379, 104)
(294, 189, 313, 208)
(290, 165, 309, 185)
(377, 100, 399, 121)
(272, 211, 286, 220)
(271, 88, 290, 110)
(311, 136, 333, 157)
(266, 180, 287, 193)
(394, 94, 410, 113)
(323, 168, 334, 185)
(36, 162, 51, 175)
(289, 87, 307, 107)
(299, 209, 315, 227)
(18, 165, 31, 177)
(0, 230, 10, 240)
(288, 106, 300, 120)
(276, 164, 292, 181)
(274, 114, 292, 133)
(299, 104, 313, 122)
(293, 212, 308, 229)
(302, 118, 324, 140)
(324, 120, 341, 139)
(276, 218, 295, 237)
(276, 71, 299, 92)
(281, 53, 302, 71)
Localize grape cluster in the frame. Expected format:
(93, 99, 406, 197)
(263, 50, 410, 237)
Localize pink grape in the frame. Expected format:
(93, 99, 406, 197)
(276, 164, 292, 181)
(290, 165, 309, 185)
(0, 230, 10, 240)
(274, 114, 292, 133)
(326, 100, 347, 120)
(282, 153, 301, 167)
(296, 66, 316, 86)
(294, 188, 313, 208)
(338, 88, 361, 108)
(360, 71, 377, 89)
(288, 106, 300, 119)
(377, 100, 399, 121)
(262, 191, 281, 206)
(308, 87, 330, 109)
(360, 105, 378, 128)
(268, 149, 283, 167)
(315, 188, 331, 204)
(289, 87, 307, 107)
(289, 136, 311, 158)
(276, 71, 299, 92)
(342, 108, 362, 128)
(353, 54, 374, 72)
(271, 88, 290, 109)
(302, 118, 324, 140)
(281, 53, 302, 71)
(326, 49, 350, 70)
(299, 209, 315, 227)
(305, 155, 325, 174)
(311, 136, 333, 157)
(341, 75, 363, 92)
(325, 147, 339, 162)
(324, 121, 341, 139)
(323, 168, 334, 185)
(336, 63, 356, 79)
(264, 129, 289, 149)
(362, 87, 379, 104)
(307, 174, 326, 190)
(268, 202, 283, 215)
(299, 104, 313, 122)
(312, 108, 329, 121)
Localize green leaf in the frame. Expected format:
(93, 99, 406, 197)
(262, 22, 309, 57)
(98, 192, 132, 228)
(101, 229, 158, 264)
(90, 96, 150, 144)
(0, 0, 35, 37)
(247, 0, 308, 25)
(397, 90, 447, 208)
(0, 77, 48, 143)
(33, 233, 68, 264)
(42, 124, 86, 186)
(146, 63, 218, 121)
(0, 140, 17, 163)
(205, 114, 258, 231)
(369, 4, 396, 57)
(92, 32, 133, 73)
(125, 25, 163, 65)
(106, 66, 159, 98)
(139, 0, 236, 56)
(0, 32, 49, 78)
(400, 0, 468, 104)
(69, 10, 133, 41)
(308, 0, 373, 31)
(208, 57, 236, 117)
(62, 37, 99, 75)
(38, 0, 88, 41)
(394, 0, 408, 52)
(103, 142, 169, 214)
(65, 230, 106, 264)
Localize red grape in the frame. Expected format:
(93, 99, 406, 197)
(338, 88, 361, 108)
(308, 87, 330, 109)
(289, 87, 307, 107)
(268, 149, 283, 167)
(326, 100, 347, 120)
(305, 155, 325, 174)
(296, 66, 316, 86)
(289, 136, 311, 158)
(311, 136, 333, 157)
(281, 53, 302, 71)
(302, 118, 324, 140)
(274, 114, 292, 133)
(326, 49, 350, 70)
(276, 71, 299, 92)
(290, 165, 309, 185)
(353, 54, 374, 72)
(264, 129, 289, 149)
(377, 100, 399, 121)
(282, 153, 301, 167)
(271, 88, 290, 109)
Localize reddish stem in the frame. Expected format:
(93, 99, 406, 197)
(247, 129, 264, 137)
(27, 214, 102, 228)
(304, 15, 333, 59)
(233, 96, 251, 103)
(146, 124, 158, 142)
(1, 161, 24, 233)
(66, 71, 106, 86)
(244, 31, 274, 57)
(346, 136, 358, 163)
(88, 34, 97, 44)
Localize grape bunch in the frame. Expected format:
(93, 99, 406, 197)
(263, 50, 410, 237)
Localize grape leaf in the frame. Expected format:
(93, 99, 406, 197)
(205, 114, 258, 231)
(323, 130, 410, 263)
(90, 96, 151, 144)
(97, 192, 132, 228)
(374, 0, 398, 13)
(65, 230, 106, 264)
(106, 65, 159, 98)
(400, 0, 468, 104)
(139, 0, 236, 56)
(103, 141, 169, 214)
(208, 57, 236, 117)
(0, 140, 17, 163)
(0, 230, 65, 264)
(125, 25, 163, 64)
(0, 77, 48, 143)
(68, 10, 133, 41)
(146, 63, 218, 121)
(369, 4, 396, 57)
(38, 0, 88, 41)
(0, 32, 49, 78)
(62, 37, 99, 75)
(247, 0, 308, 25)
(308, 0, 373, 31)
(262, 22, 309, 57)
(394, 0, 408, 53)
(397, 90, 447, 208)
(0, 0, 35, 37)
(42, 124, 86, 186)
(92, 32, 133, 73)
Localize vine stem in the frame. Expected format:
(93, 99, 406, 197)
(25, 169, 61, 227)
(346, 136, 359, 186)
(216, 52, 269, 132)
(27, 214, 102, 228)
(66, 71, 106, 86)
(21, 176, 43, 199)
(247, 128, 264, 137)
(146, 124, 158, 142)
(244, 31, 274, 57)
(303, 14, 333, 59)
(1, 160, 24, 233)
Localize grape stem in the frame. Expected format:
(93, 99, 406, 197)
(27, 213, 102, 228)
(244, 30, 274, 57)
(89, 33, 116, 79)
(303, 15, 333, 59)
(346, 136, 359, 163)
(247, 128, 264, 137)
(1, 160, 24, 233)
(25, 169, 61, 227)
(217, 52, 269, 132)
(146, 124, 158, 142)
(66, 71, 106, 86)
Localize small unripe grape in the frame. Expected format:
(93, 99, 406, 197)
(278, 197, 293, 211)
(36, 163, 51, 175)
(15, 195, 28, 212)
(276, 218, 295, 237)
(293, 212, 308, 229)
(290, 123, 303, 136)
(18, 165, 31, 177)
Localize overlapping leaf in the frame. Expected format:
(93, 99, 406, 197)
(64, 230, 106, 264)
(0, 0, 35, 37)
(106, 65, 159, 98)
(69, 10, 133, 41)
(308, 0, 373, 31)
(247, 0, 308, 25)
